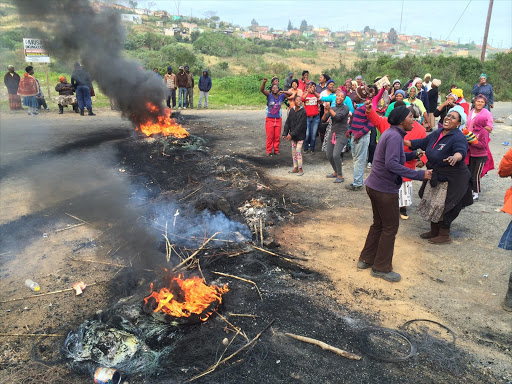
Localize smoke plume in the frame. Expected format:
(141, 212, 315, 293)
(15, 0, 167, 125)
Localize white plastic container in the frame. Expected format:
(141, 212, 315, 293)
(25, 279, 40, 292)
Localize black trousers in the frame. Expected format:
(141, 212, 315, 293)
(468, 156, 487, 193)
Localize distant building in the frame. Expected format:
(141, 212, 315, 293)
(346, 40, 356, 46)
(182, 22, 198, 30)
(255, 26, 269, 32)
(286, 30, 301, 36)
(260, 33, 273, 41)
(121, 14, 142, 24)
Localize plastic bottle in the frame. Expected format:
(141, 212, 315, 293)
(25, 279, 40, 292)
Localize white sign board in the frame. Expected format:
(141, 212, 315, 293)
(23, 38, 51, 63)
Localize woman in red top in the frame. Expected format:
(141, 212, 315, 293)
(365, 100, 427, 219)
(301, 82, 321, 154)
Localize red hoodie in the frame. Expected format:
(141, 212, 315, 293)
(366, 108, 427, 181)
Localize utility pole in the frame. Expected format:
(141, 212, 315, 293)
(480, 0, 493, 63)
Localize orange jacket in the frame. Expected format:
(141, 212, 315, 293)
(498, 149, 512, 215)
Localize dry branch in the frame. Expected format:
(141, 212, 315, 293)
(0, 282, 102, 304)
(285, 332, 361, 360)
(172, 232, 219, 271)
(54, 222, 85, 233)
(179, 186, 203, 201)
(190, 319, 275, 382)
(252, 246, 306, 263)
(228, 313, 259, 318)
(215, 312, 249, 342)
(213, 271, 262, 301)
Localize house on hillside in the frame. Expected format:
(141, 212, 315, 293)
(164, 27, 181, 36)
(255, 26, 269, 32)
(316, 30, 329, 38)
(455, 49, 469, 57)
(398, 34, 409, 41)
(182, 22, 198, 30)
(286, 30, 301, 36)
(346, 40, 356, 46)
(260, 33, 273, 41)
(350, 31, 361, 37)
(240, 31, 259, 39)
(121, 14, 142, 24)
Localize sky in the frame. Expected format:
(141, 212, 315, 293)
(139, 0, 512, 48)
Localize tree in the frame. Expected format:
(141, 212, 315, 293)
(144, 1, 156, 15)
(211, 16, 220, 21)
(388, 28, 398, 44)
(251, 19, 259, 26)
(299, 19, 308, 32)
(287, 20, 293, 31)
(363, 26, 370, 34)
(128, 1, 138, 11)
(190, 31, 200, 43)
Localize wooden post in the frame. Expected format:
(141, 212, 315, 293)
(45, 63, 50, 98)
(480, 0, 494, 63)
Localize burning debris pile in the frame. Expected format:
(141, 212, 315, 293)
(136, 103, 189, 138)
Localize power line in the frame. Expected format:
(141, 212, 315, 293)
(399, 0, 404, 33)
(446, 0, 472, 41)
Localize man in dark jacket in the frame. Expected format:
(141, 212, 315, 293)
(184, 65, 194, 109)
(282, 95, 307, 175)
(176, 66, 188, 109)
(71, 62, 95, 116)
(198, 70, 212, 109)
(4, 65, 22, 110)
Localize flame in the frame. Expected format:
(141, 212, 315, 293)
(137, 102, 189, 138)
(144, 275, 229, 321)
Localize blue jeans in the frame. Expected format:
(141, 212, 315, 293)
(178, 87, 187, 108)
(304, 114, 320, 151)
(351, 133, 370, 187)
(75, 85, 92, 109)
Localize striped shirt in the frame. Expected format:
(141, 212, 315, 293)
(348, 105, 374, 139)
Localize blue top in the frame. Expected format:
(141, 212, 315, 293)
(472, 83, 494, 106)
(320, 93, 355, 113)
(365, 125, 425, 194)
(267, 93, 286, 118)
(409, 128, 468, 168)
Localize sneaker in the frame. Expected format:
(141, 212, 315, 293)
(334, 177, 344, 183)
(310, 151, 315, 155)
(345, 184, 362, 191)
(473, 192, 479, 201)
(178, 107, 182, 110)
(326, 173, 337, 178)
(399, 207, 409, 220)
(357, 261, 372, 269)
(367, 162, 372, 169)
(371, 269, 401, 282)
(303, 149, 309, 154)
(183, 107, 187, 110)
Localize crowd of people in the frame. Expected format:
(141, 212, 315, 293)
(263, 70, 510, 304)
(3, 64, 212, 114)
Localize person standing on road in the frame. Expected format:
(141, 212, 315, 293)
(198, 70, 211, 109)
(497, 149, 512, 311)
(472, 74, 494, 111)
(4, 65, 22, 110)
(260, 78, 292, 156)
(405, 106, 472, 245)
(184, 66, 194, 109)
(324, 91, 350, 184)
(357, 106, 431, 282)
(345, 85, 374, 191)
(176, 66, 188, 110)
(71, 62, 95, 116)
(282, 95, 307, 176)
(17, 66, 39, 116)
(301, 82, 321, 154)
(427, 79, 441, 131)
(164, 66, 177, 108)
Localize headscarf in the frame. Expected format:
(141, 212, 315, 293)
(345, 78, 352, 83)
(392, 79, 401, 86)
(474, 94, 487, 103)
(355, 75, 362, 80)
(59, 76, 66, 82)
(451, 88, 464, 99)
(394, 89, 406, 98)
(479, 73, 487, 79)
(338, 86, 347, 94)
(351, 80, 357, 86)
(7, 65, 14, 70)
(424, 73, 431, 80)
(446, 93, 458, 100)
(411, 78, 423, 89)
(448, 105, 467, 126)
(432, 79, 441, 87)
(407, 85, 417, 97)
(388, 106, 411, 125)
(355, 85, 371, 100)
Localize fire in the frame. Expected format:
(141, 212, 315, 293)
(137, 102, 189, 138)
(143, 275, 229, 321)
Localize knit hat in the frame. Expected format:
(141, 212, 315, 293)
(59, 76, 66, 82)
(7, 65, 14, 70)
(448, 105, 467, 126)
(184, 65, 189, 69)
(424, 73, 431, 80)
(355, 85, 371, 100)
(388, 106, 411, 125)
(394, 89, 406, 98)
(479, 73, 487, 79)
(167, 66, 172, 71)
(451, 88, 464, 99)
(432, 79, 441, 87)
(392, 79, 401, 86)
(179, 65, 184, 70)
(326, 79, 335, 85)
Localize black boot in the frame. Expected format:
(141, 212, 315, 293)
(80, 108, 84, 116)
(73, 104, 79, 113)
(87, 108, 96, 116)
(58, 104, 64, 114)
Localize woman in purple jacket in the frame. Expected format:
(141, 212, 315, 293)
(357, 105, 432, 282)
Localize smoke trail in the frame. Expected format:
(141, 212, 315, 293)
(14, 0, 166, 125)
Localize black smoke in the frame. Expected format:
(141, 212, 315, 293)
(14, 0, 167, 125)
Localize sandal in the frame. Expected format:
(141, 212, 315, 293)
(326, 173, 337, 178)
